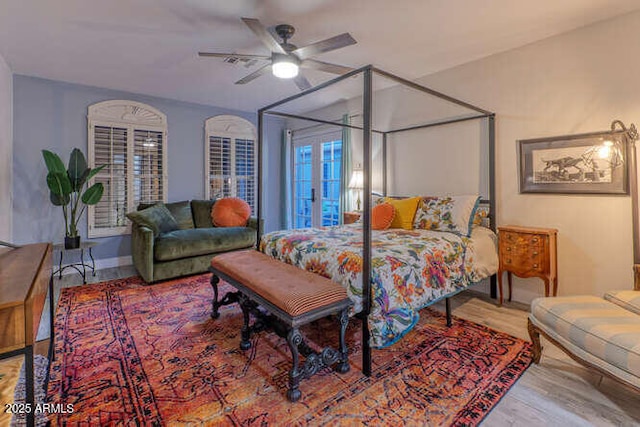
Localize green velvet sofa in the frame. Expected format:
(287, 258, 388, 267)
(127, 199, 259, 283)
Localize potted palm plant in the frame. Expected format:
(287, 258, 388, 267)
(42, 148, 106, 249)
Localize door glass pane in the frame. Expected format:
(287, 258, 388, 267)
(321, 140, 342, 226)
(294, 145, 313, 228)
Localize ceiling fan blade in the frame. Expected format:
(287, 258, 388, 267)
(301, 59, 354, 75)
(241, 17, 286, 54)
(235, 64, 272, 85)
(293, 74, 312, 91)
(293, 33, 356, 60)
(199, 52, 270, 60)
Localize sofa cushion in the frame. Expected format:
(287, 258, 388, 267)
(604, 290, 640, 315)
(127, 203, 179, 237)
(136, 201, 194, 230)
(212, 197, 251, 227)
(138, 200, 193, 230)
(530, 296, 640, 381)
(191, 199, 216, 228)
(154, 227, 256, 261)
(166, 201, 195, 230)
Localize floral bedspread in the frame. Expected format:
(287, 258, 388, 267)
(259, 224, 496, 348)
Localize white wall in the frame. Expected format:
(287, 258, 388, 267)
(0, 53, 11, 241)
(414, 10, 640, 302)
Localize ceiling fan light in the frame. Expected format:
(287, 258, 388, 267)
(272, 58, 299, 79)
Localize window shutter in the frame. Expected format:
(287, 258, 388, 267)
(133, 129, 165, 206)
(235, 138, 255, 212)
(88, 100, 168, 237)
(204, 115, 257, 214)
(208, 136, 232, 200)
(92, 125, 128, 232)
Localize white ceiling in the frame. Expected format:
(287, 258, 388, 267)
(1, 0, 638, 112)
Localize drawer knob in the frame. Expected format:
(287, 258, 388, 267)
(506, 259, 511, 264)
(533, 251, 538, 255)
(532, 238, 538, 243)
(506, 247, 511, 252)
(533, 263, 538, 268)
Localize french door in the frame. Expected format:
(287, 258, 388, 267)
(293, 136, 342, 228)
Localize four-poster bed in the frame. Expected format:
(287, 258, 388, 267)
(255, 65, 496, 376)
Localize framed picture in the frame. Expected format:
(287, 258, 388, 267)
(518, 129, 629, 194)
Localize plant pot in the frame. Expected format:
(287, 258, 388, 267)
(64, 235, 80, 249)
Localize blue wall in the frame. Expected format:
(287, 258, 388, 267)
(13, 75, 283, 260)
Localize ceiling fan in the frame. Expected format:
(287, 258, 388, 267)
(199, 17, 357, 91)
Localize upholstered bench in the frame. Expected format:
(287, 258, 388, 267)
(528, 295, 640, 392)
(209, 250, 352, 402)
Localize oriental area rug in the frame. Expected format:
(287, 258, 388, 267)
(47, 274, 532, 426)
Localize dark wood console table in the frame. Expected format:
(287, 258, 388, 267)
(0, 243, 53, 427)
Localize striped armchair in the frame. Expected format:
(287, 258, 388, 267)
(528, 290, 640, 392)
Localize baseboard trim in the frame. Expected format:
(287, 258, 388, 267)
(57, 255, 133, 276)
(95, 255, 133, 270)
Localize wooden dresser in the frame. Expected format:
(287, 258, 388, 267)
(497, 226, 558, 305)
(0, 243, 52, 426)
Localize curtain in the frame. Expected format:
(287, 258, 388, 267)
(281, 129, 293, 229)
(340, 114, 353, 222)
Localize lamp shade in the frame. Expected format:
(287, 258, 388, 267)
(272, 55, 299, 79)
(349, 169, 364, 189)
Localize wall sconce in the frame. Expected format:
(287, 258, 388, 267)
(349, 168, 364, 211)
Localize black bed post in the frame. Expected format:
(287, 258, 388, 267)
(382, 133, 388, 196)
(362, 66, 373, 377)
(257, 110, 263, 248)
(488, 114, 497, 298)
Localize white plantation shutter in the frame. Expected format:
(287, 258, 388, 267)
(133, 130, 165, 207)
(93, 126, 128, 231)
(234, 138, 255, 212)
(88, 101, 168, 237)
(208, 136, 232, 199)
(204, 116, 257, 213)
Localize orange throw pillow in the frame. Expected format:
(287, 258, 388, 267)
(211, 197, 251, 227)
(372, 203, 395, 230)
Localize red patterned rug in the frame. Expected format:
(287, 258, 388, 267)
(47, 274, 532, 426)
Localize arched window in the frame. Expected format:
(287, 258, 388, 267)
(204, 115, 257, 212)
(87, 100, 168, 237)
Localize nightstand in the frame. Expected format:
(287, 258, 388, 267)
(497, 225, 558, 305)
(343, 211, 361, 225)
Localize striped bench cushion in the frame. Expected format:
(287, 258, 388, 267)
(604, 290, 640, 315)
(530, 296, 640, 385)
(210, 250, 348, 317)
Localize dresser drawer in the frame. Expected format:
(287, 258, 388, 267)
(500, 251, 546, 274)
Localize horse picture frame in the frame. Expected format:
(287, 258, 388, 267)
(518, 129, 629, 195)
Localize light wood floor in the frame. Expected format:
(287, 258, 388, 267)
(3, 267, 639, 426)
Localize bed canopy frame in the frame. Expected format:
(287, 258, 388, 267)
(256, 65, 496, 376)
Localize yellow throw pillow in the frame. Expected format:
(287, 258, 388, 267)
(385, 197, 420, 229)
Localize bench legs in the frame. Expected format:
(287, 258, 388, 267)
(285, 309, 350, 402)
(286, 328, 303, 402)
(209, 269, 351, 402)
(527, 318, 543, 364)
(210, 272, 240, 320)
(210, 274, 220, 319)
(235, 295, 351, 402)
(336, 308, 350, 374)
